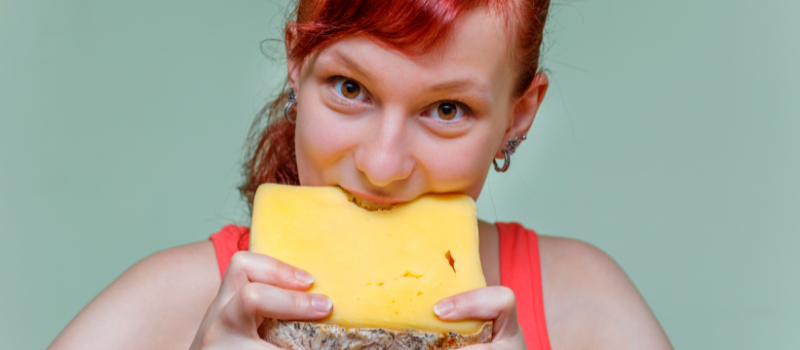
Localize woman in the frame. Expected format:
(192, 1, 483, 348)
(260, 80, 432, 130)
(49, 0, 672, 349)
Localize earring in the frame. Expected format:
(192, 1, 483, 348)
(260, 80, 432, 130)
(284, 88, 297, 124)
(492, 134, 526, 172)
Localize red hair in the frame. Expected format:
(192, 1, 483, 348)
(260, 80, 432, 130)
(239, 0, 550, 209)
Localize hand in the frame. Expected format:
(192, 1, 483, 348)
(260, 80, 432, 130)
(189, 251, 333, 350)
(434, 286, 527, 350)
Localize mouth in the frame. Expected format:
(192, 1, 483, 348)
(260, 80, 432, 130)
(338, 186, 395, 211)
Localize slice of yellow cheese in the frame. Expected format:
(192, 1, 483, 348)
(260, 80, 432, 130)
(250, 184, 486, 334)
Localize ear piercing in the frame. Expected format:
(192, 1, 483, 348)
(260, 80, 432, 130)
(493, 134, 527, 172)
(284, 88, 297, 124)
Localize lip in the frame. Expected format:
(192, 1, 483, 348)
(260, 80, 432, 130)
(340, 186, 408, 205)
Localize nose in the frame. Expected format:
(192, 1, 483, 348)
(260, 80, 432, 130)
(353, 109, 415, 187)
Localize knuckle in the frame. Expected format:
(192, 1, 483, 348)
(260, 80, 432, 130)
(237, 284, 261, 310)
(229, 251, 249, 270)
(275, 260, 295, 279)
(498, 286, 517, 308)
(290, 292, 307, 312)
(261, 255, 282, 271)
(256, 255, 283, 275)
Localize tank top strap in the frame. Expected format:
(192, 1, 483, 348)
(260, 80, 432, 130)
(496, 222, 551, 350)
(209, 224, 250, 279)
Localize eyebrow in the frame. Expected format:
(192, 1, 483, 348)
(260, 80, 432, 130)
(428, 79, 491, 96)
(328, 51, 492, 99)
(330, 52, 373, 82)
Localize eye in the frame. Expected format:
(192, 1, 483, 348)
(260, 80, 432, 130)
(428, 101, 466, 121)
(333, 78, 367, 101)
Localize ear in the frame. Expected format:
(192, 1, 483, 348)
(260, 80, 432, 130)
(496, 73, 549, 158)
(285, 21, 301, 91)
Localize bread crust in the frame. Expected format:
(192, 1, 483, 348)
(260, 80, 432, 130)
(260, 319, 492, 350)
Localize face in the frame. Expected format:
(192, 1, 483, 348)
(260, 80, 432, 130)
(287, 10, 547, 205)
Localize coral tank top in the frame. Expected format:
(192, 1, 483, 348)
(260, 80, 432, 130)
(209, 222, 551, 350)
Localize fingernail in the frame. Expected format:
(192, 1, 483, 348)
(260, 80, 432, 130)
(311, 296, 332, 312)
(295, 270, 315, 284)
(434, 301, 454, 317)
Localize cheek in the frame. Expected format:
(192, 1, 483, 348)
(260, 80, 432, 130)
(294, 101, 358, 185)
(416, 129, 496, 193)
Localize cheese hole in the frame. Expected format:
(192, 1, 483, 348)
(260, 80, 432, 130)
(445, 250, 456, 273)
(392, 300, 395, 303)
(377, 282, 384, 286)
(402, 271, 425, 279)
(366, 282, 372, 286)
(355, 297, 361, 300)
(416, 291, 423, 296)
(394, 311, 399, 315)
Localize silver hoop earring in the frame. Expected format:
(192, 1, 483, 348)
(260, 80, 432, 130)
(284, 88, 297, 124)
(492, 134, 525, 172)
(493, 149, 511, 172)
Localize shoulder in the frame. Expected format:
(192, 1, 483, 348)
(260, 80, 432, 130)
(127, 240, 221, 295)
(49, 241, 220, 350)
(537, 236, 672, 350)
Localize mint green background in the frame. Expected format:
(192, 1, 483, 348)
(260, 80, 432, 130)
(2, 0, 799, 349)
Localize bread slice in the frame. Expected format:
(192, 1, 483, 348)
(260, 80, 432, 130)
(260, 319, 492, 350)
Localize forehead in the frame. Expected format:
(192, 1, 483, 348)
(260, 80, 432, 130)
(308, 10, 514, 99)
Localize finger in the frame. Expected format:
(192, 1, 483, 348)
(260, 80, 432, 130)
(454, 345, 495, 350)
(221, 282, 333, 332)
(434, 286, 515, 320)
(221, 251, 316, 298)
(457, 341, 524, 350)
(434, 286, 521, 338)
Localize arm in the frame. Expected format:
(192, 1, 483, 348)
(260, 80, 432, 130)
(48, 241, 221, 350)
(539, 237, 672, 349)
(49, 241, 332, 350)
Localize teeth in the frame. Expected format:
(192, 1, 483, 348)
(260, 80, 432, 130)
(339, 187, 393, 211)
